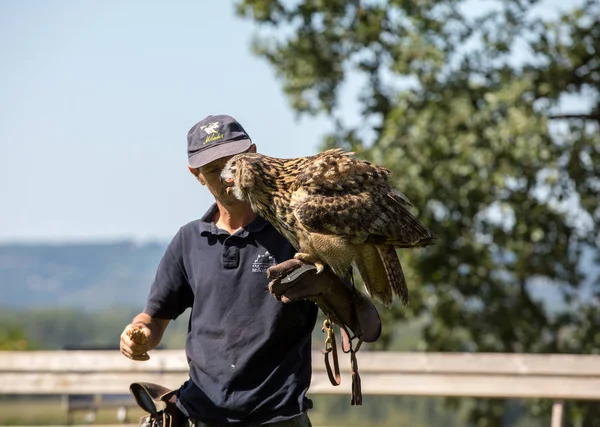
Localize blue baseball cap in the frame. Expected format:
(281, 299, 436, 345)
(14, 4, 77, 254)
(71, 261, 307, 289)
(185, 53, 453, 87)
(187, 114, 253, 168)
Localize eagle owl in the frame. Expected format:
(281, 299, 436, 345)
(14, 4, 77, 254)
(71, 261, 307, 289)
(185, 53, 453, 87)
(221, 148, 436, 307)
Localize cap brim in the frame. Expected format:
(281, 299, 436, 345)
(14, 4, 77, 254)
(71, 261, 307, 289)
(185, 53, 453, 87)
(188, 139, 252, 169)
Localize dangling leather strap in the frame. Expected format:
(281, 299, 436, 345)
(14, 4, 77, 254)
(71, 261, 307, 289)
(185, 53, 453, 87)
(350, 349, 362, 406)
(321, 317, 364, 405)
(342, 323, 363, 406)
(322, 319, 341, 386)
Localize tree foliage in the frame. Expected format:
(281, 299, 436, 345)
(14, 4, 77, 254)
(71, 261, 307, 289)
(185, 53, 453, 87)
(236, 0, 600, 425)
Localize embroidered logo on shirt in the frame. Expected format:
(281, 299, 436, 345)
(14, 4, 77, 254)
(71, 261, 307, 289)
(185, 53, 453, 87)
(252, 251, 276, 273)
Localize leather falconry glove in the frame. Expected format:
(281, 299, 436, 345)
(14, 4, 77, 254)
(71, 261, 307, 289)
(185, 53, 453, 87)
(267, 259, 382, 405)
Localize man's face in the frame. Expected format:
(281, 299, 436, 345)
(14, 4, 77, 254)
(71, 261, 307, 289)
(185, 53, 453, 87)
(197, 156, 237, 204)
(190, 145, 256, 205)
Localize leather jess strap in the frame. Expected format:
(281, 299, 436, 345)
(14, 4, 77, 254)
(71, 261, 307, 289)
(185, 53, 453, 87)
(322, 318, 341, 386)
(322, 317, 363, 405)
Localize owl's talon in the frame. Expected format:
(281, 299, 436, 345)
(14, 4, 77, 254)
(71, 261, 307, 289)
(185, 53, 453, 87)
(294, 253, 325, 273)
(315, 262, 325, 274)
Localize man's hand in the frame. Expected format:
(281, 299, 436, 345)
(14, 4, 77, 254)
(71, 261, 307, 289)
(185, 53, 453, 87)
(266, 258, 306, 302)
(119, 314, 170, 361)
(120, 323, 151, 361)
(266, 259, 382, 344)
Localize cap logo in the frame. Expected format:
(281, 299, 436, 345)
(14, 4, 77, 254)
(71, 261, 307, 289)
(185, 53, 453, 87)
(199, 121, 224, 144)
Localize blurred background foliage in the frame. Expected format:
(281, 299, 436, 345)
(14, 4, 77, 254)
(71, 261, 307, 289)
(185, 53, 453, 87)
(235, 0, 600, 425)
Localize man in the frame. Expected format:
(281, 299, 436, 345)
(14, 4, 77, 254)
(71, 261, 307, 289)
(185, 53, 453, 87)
(120, 114, 318, 427)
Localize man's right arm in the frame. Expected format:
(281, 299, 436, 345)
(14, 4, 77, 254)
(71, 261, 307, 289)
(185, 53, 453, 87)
(120, 313, 170, 361)
(120, 228, 191, 360)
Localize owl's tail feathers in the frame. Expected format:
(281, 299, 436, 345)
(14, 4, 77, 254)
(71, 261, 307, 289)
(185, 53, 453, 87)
(411, 234, 438, 248)
(387, 228, 438, 249)
(376, 245, 409, 306)
(353, 245, 393, 308)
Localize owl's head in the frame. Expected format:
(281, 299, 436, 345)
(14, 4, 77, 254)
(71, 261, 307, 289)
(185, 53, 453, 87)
(220, 152, 263, 202)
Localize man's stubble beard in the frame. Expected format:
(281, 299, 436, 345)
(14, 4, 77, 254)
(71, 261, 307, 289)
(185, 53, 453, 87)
(215, 187, 246, 209)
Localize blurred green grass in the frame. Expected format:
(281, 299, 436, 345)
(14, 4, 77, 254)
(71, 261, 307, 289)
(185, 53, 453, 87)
(0, 398, 144, 426)
(0, 395, 542, 427)
(0, 395, 464, 427)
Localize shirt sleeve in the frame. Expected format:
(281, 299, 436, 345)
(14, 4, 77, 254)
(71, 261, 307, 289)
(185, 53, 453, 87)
(144, 229, 193, 319)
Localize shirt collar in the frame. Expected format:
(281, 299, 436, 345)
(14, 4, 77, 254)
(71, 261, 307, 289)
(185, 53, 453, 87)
(199, 203, 270, 237)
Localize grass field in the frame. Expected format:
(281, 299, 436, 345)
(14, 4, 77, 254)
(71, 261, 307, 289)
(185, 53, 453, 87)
(0, 395, 542, 427)
(0, 398, 146, 426)
(0, 395, 464, 427)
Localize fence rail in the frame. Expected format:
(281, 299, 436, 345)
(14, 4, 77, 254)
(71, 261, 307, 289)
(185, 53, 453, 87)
(1, 350, 599, 426)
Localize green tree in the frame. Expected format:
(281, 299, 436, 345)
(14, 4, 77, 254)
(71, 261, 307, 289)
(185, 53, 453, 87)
(236, 0, 600, 425)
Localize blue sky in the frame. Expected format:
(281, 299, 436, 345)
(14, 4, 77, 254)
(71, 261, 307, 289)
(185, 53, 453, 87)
(0, 1, 331, 243)
(0, 0, 579, 243)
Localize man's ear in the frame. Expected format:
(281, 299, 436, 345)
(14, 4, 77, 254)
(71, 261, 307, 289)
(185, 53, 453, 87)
(188, 166, 205, 185)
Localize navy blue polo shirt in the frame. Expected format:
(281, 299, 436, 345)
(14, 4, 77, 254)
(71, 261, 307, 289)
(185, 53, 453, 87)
(143, 204, 318, 425)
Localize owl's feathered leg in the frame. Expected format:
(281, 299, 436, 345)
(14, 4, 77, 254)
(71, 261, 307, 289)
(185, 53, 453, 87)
(294, 252, 325, 273)
(353, 245, 393, 307)
(376, 245, 409, 305)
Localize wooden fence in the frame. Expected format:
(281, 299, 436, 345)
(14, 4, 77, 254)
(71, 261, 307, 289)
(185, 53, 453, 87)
(1, 350, 600, 426)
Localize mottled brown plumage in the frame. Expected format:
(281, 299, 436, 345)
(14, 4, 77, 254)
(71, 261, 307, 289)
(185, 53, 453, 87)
(221, 148, 436, 307)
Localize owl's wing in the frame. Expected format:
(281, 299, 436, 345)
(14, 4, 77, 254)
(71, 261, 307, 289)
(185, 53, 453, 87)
(291, 153, 435, 247)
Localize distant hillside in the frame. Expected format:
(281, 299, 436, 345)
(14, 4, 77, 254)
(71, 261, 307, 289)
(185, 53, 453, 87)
(0, 241, 168, 309)
(0, 241, 597, 311)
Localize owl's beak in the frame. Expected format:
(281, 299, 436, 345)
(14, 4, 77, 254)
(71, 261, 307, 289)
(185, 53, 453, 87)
(221, 177, 235, 195)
